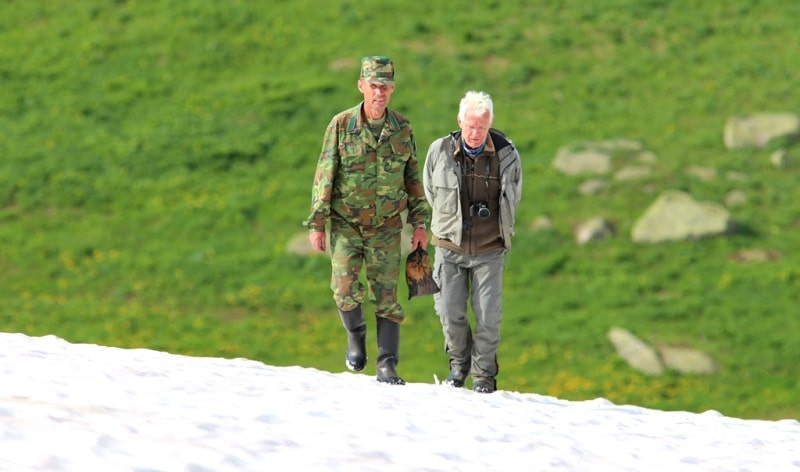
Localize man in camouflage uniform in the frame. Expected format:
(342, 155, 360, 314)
(304, 56, 430, 385)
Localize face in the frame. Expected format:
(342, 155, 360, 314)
(358, 80, 395, 119)
(458, 111, 493, 149)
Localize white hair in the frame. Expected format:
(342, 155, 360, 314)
(457, 90, 494, 122)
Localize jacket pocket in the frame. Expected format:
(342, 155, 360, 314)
(338, 142, 366, 172)
(432, 171, 459, 214)
(390, 140, 412, 157)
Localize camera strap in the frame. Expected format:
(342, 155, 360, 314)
(459, 146, 492, 205)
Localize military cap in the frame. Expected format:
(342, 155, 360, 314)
(360, 56, 395, 85)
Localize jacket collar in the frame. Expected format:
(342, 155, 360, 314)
(346, 102, 401, 134)
(449, 130, 498, 159)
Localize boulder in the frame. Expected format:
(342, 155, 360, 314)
(575, 217, 614, 245)
(631, 190, 733, 243)
(723, 112, 800, 149)
(607, 327, 664, 376)
(657, 346, 718, 375)
(553, 148, 612, 176)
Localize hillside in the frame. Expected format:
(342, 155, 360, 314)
(1, 0, 799, 419)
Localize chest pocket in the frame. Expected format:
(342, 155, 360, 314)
(390, 140, 412, 157)
(379, 140, 411, 173)
(432, 163, 459, 214)
(338, 141, 366, 172)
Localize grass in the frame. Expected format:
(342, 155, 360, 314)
(1, 0, 799, 420)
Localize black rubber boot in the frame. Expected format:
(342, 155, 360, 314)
(338, 306, 367, 372)
(375, 316, 405, 385)
(444, 368, 469, 388)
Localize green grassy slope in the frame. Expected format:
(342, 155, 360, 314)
(1, 0, 799, 419)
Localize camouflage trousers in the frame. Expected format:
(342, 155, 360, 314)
(329, 214, 404, 322)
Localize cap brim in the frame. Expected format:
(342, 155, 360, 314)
(366, 78, 395, 86)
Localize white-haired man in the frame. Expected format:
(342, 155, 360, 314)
(423, 90, 522, 393)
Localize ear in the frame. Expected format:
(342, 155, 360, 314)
(357, 79, 365, 93)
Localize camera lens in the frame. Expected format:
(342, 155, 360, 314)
(471, 202, 490, 218)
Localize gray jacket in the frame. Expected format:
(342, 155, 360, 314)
(423, 129, 522, 249)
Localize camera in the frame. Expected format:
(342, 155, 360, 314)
(469, 201, 490, 218)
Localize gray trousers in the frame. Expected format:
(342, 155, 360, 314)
(432, 248, 504, 379)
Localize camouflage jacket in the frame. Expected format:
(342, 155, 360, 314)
(304, 102, 429, 230)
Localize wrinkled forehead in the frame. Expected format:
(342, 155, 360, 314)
(459, 111, 493, 126)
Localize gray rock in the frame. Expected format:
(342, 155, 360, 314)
(636, 150, 659, 164)
(575, 217, 614, 245)
(770, 149, 793, 168)
(607, 327, 664, 376)
(578, 179, 606, 195)
(614, 166, 651, 181)
(287, 227, 414, 257)
(553, 148, 612, 176)
(724, 190, 748, 207)
(723, 112, 800, 149)
(657, 346, 718, 375)
(725, 171, 748, 182)
(553, 139, 657, 177)
(729, 248, 781, 263)
(529, 215, 554, 231)
(631, 190, 733, 243)
(684, 166, 717, 181)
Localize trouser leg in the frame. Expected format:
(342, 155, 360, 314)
(470, 250, 505, 381)
(433, 248, 472, 377)
(329, 217, 365, 311)
(363, 215, 404, 323)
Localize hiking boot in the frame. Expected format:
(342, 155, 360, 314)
(444, 369, 468, 388)
(472, 377, 496, 394)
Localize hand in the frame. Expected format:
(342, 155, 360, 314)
(411, 227, 428, 250)
(309, 230, 326, 253)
